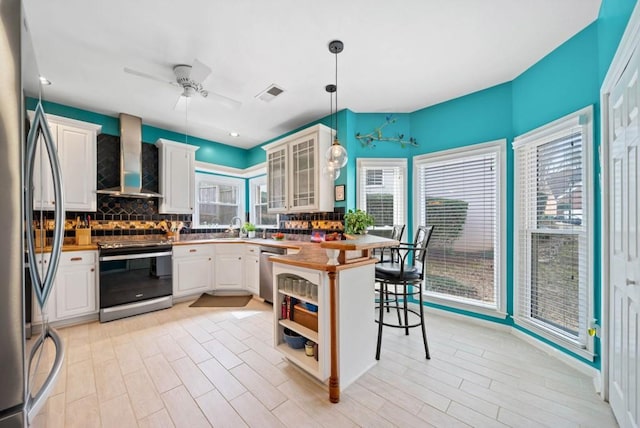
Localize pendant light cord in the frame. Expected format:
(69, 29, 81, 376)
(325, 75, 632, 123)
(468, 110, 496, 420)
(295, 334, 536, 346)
(335, 48, 338, 141)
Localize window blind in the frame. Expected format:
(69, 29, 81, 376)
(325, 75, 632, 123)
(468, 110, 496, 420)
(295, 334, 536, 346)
(357, 160, 406, 233)
(415, 148, 499, 308)
(514, 122, 588, 345)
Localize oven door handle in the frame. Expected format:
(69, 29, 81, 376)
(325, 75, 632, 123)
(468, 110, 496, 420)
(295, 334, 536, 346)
(99, 251, 172, 262)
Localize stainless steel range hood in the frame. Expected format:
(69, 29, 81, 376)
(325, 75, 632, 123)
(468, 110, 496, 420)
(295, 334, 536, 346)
(96, 113, 163, 198)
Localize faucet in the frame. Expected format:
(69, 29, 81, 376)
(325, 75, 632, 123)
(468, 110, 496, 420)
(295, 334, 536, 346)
(228, 216, 243, 238)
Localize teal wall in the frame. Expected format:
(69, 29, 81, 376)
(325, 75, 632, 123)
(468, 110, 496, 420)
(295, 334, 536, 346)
(26, 99, 248, 169)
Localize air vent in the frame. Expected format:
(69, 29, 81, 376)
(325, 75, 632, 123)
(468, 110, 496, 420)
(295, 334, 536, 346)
(255, 84, 285, 102)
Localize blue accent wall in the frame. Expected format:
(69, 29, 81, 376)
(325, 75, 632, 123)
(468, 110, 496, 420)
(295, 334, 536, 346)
(27, 99, 248, 169)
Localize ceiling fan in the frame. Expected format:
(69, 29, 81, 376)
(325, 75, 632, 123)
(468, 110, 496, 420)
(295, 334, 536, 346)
(124, 59, 241, 110)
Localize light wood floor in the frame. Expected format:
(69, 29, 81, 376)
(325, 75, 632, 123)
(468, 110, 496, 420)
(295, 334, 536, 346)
(28, 298, 618, 428)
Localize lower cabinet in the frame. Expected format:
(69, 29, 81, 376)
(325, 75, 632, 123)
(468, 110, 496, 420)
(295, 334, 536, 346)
(172, 244, 215, 298)
(213, 244, 244, 290)
(245, 245, 260, 295)
(32, 250, 98, 323)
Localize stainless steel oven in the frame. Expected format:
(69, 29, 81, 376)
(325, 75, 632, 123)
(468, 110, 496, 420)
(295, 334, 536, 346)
(98, 240, 173, 322)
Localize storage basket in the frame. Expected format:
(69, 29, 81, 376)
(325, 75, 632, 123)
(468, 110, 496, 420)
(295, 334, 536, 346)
(293, 303, 318, 332)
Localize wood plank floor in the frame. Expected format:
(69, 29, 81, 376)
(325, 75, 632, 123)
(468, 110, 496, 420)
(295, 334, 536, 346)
(28, 298, 618, 427)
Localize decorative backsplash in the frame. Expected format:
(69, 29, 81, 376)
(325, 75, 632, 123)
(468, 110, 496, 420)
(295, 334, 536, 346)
(34, 133, 346, 240)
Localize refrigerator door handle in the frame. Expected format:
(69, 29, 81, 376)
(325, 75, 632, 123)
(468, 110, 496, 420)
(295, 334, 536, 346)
(24, 102, 65, 309)
(23, 102, 66, 424)
(25, 326, 64, 423)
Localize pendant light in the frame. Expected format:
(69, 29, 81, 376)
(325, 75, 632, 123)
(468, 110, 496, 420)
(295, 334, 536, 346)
(324, 40, 347, 181)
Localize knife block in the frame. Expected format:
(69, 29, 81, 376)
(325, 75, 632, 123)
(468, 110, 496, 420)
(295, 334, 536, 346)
(75, 228, 91, 245)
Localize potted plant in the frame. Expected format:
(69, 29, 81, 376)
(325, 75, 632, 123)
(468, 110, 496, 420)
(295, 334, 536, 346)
(343, 209, 374, 235)
(243, 222, 257, 238)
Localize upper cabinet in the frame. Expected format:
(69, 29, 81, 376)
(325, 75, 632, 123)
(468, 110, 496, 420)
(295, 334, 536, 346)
(263, 124, 334, 213)
(30, 113, 101, 211)
(156, 139, 199, 214)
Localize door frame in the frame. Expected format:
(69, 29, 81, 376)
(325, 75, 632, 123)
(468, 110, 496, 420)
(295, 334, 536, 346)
(599, 1, 640, 400)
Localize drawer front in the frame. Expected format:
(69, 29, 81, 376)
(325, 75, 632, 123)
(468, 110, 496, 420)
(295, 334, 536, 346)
(60, 251, 96, 265)
(173, 244, 214, 258)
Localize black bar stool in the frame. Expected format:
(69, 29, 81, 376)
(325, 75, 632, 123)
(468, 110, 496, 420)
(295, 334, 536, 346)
(374, 225, 434, 360)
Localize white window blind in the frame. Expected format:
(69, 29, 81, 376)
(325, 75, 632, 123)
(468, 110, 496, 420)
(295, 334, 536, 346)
(357, 159, 406, 234)
(513, 107, 592, 354)
(194, 173, 245, 228)
(415, 142, 503, 310)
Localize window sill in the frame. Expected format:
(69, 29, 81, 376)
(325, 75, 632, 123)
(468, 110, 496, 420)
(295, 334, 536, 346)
(420, 293, 508, 320)
(514, 317, 595, 362)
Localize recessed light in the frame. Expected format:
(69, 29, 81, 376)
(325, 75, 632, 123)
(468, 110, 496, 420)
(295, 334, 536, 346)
(229, 132, 240, 137)
(39, 76, 51, 85)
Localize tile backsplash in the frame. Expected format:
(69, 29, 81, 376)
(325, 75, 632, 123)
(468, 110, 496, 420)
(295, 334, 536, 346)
(34, 133, 346, 240)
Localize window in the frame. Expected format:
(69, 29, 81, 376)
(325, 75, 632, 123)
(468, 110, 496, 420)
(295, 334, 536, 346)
(357, 159, 407, 236)
(414, 140, 505, 314)
(249, 175, 278, 227)
(194, 173, 245, 228)
(513, 106, 593, 358)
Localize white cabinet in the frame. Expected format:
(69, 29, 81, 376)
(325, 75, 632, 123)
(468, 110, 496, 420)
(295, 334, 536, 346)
(32, 251, 98, 323)
(55, 251, 97, 320)
(30, 113, 101, 211)
(263, 124, 335, 213)
(172, 244, 214, 297)
(213, 244, 245, 290)
(156, 139, 198, 214)
(245, 245, 260, 295)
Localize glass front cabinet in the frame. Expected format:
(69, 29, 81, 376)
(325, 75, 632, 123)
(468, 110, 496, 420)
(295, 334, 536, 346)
(264, 124, 335, 213)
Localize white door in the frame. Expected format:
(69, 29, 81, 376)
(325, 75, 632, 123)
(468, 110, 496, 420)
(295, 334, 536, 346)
(609, 44, 640, 428)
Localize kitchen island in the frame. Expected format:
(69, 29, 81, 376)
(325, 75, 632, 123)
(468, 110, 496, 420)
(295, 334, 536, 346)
(269, 235, 397, 403)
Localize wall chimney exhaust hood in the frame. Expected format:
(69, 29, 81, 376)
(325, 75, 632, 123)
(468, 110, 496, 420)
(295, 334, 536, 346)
(96, 113, 163, 198)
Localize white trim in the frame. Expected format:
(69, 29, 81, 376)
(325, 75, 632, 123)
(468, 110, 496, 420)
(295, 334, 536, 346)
(413, 139, 507, 316)
(512, 105, 595, 360)
(512, 105, 592, 149)
(599, 0, 640, 402)
(356, 158, 408, 230)
(248, 175, 278, 228)
(423, 304, 511, 331)
(195, 160, 266, 178)
(28, 110, 103, 133)
(424, 294, 509, 320)
(193, 173, 246, 228)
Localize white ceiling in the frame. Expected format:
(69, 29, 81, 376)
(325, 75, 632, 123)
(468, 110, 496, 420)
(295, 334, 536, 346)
(24, 0, 601, 149)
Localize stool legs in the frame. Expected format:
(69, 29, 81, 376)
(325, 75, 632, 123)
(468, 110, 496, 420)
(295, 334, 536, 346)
(376, 285, 385, 360)
(418, 283, 430, 359)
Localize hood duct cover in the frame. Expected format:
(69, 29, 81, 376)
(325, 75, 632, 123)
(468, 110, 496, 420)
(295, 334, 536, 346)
(97, 113, 163, 198)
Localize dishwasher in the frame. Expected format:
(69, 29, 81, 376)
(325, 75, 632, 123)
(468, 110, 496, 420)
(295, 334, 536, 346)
(259, 246, 287, 303)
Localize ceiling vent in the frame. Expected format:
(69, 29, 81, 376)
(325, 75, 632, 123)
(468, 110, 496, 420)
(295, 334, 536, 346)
(255, 84, 285, 102)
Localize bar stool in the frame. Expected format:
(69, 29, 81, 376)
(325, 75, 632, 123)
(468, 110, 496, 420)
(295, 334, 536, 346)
(374, 225, 434, 360)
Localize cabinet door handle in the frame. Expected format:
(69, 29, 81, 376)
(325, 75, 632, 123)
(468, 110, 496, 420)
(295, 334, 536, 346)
(627, 279, 637, 285)
(90, 268, 95, 272)
(238, 257, 242, 260)
(208, 258, 212, 261)
(70, 257, 83, 261)
(190, 249, 197, 253)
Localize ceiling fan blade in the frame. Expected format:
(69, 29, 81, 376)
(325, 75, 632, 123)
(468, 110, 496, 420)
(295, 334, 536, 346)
(206, 90, 242, 109)
(174, 95, 191, 111)
(124, 67, 180, 87)
(190, 59, 212, 83)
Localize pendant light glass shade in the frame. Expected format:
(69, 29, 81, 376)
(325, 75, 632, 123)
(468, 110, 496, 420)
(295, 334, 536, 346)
(326, 139, 348, 168)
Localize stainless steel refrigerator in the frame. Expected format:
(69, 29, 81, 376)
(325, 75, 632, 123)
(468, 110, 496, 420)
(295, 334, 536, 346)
(1, 0, 65, 426)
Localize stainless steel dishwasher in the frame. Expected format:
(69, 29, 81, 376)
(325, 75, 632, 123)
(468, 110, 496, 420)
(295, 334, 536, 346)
(259, 246, 287, 303)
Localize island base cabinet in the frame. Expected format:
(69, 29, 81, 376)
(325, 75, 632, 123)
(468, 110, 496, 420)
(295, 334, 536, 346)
(273, 264, 329, 382)
(272, 263, 377, 391)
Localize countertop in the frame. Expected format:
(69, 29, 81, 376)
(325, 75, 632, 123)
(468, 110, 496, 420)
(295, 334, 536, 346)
(36, 234, 398, 272)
